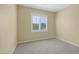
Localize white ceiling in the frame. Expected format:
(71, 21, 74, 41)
(19, 4, 71, 12)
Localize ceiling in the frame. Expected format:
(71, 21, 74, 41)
(18, 4, 71, 12)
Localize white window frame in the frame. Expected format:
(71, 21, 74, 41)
(31, 13, 48, 32)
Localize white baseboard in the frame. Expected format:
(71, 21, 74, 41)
(18, 36, 79, 48)
(57, 37, 79, 47)
(11, 43, 17, 54)
(0, 43, 17, 54)
(18, 36, 56, 44)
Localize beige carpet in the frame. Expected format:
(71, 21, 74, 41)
(14, 39, 79, 54)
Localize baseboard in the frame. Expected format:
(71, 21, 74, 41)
(18, 36, 79, 48)
(11, 43, 17, 54)
(57, 37, 79, 47)
(18, 36, 56, 44)
(0, 43, 17, 54)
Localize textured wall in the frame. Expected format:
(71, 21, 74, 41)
(17, 6, 56, 43)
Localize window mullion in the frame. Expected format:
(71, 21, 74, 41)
(39, 16, 41, 32)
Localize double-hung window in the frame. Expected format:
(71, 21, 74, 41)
(32, 14, 47, 32)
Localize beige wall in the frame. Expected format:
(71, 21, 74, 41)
(0, 5, 17, 53)
(1, 4, 79, 53)
(17, 6, 56, 43)
(56, 5, 79, 45)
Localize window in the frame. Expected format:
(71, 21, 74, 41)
(32, 14, 47, 32)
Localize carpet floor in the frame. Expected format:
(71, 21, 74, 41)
(14, 39, 79, 54)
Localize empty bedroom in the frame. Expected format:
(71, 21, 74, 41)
(0, 4, 79, 54)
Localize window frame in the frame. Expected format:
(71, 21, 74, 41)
(31, 13, 48, 32)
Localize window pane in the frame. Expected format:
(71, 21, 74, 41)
(40, 16, 47, 31)
(40, 23, 46, 30)
(32, 16, 40, 24)
(36, 16, 40, 23)
(32, 16, 37, 23)
(32, 23, 39, 30)
(40, 16, 47, 23)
